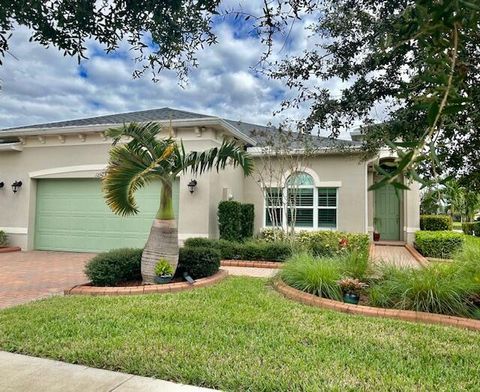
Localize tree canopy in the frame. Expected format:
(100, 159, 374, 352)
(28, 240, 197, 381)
(2, 1, 479, 189)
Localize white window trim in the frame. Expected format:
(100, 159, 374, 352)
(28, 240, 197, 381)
(263, 185, 339, 231)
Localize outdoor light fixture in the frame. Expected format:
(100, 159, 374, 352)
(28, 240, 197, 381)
(187, 179, 197, 194)
(11, 180, 22, 193)
(0, 181, 4, 189)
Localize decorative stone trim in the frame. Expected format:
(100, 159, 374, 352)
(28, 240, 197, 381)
(274, 279, 480, 331)
(0, 247, 21, 254)
(404, 244, 429, 267)
(221, 260, 281, 269)
(65, 269, 228, 296)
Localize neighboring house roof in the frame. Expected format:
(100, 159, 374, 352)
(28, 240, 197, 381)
(0, 107, 358, 149)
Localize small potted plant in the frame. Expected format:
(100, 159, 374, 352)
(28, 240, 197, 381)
(337, 277, 368, 305)
(154, 259, 174, 284)
(373, 217, 381, 241)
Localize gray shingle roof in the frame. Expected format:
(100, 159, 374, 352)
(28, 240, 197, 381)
(2, 107, 213, 131)
(0, 107, 358, 147)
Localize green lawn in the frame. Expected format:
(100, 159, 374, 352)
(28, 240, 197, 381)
(465, 234, 480, 248)
(1, 277, 479, 391)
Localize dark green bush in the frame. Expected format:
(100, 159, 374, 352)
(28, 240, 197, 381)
(240, 203, 255, 239)
(183, 237, 290, 261)
(85, 248, 142, 286)
(414, 231, 464, 259)
(0, 230, 8, 247)
(420, 215, 452, 231)
(218, 201, 242, 241)
(178, 247, 220, 279)
(462, 222, 475, 235)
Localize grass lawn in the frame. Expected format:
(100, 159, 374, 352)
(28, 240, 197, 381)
(1, 277, 480, 391)
(465, 234, 480, 248)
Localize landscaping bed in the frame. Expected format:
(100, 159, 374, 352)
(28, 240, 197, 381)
(1, 277, 479, 390)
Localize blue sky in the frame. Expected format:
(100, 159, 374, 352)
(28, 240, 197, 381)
(0, 4, 353, 139)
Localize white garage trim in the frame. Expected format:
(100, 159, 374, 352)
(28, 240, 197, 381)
(29, 164, 107, 179)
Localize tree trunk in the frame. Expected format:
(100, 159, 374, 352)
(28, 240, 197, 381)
(141, 179, 178, 284)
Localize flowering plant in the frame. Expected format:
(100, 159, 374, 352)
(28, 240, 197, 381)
(337, 277, 368, 294)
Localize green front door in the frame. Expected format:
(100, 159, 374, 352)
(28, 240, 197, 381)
(374, 184, 400, 241)
(35, 178, 179, 252)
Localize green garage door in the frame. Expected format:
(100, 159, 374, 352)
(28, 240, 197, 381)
(35, 178, 179, 252)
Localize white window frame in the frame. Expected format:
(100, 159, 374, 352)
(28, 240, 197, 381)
(263, 173, 339, 231)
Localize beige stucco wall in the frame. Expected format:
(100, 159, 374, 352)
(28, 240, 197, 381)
(243, 153, 369, 234)
(0, 128, 232, 249)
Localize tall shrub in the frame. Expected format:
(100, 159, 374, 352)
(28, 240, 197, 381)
(218, 201, 242, 241)
(240, 203, 254, 240)
(420, 215, 453, 231)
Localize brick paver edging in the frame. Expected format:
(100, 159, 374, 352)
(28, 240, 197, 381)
(65, 269, 228, 296)
(0, 247, 21, 254)
(273, 279, 480, 331)
(221, 260, 281, 269)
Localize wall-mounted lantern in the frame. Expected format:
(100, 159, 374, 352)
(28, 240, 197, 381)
(12, 181, 22, 193)
(187, 179, 197, 194)
(0, 181, 4, 189)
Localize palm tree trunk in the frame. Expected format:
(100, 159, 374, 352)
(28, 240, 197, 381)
(141, 179, 178, 284)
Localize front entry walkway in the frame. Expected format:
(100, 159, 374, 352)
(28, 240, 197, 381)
(0, 351, 215, 392)
(372, 244, 424, 268)
(0, 251, 93, 309)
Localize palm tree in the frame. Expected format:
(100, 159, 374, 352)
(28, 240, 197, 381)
(102, 122, 253, 283)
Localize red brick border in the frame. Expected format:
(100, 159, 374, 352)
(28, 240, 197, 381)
(274, 279, 480, 331)
(65, 269, 228, 296)
(221, 260, 281, 269)
(0, 247, 21, 254)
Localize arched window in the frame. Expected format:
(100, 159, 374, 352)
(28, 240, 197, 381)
(264, 170, 338, 230)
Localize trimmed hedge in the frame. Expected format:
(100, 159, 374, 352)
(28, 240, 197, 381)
(85, 248, 142, 286)
(414, 231, 464, 259)
(462, 222, 480, 236)
(218, 201, 242, 241)
(420, 215, 452, 231)
(240, 204, 255, 239)
(184, 237, 291, 262)
(0, 230, 8, 247)
(177, 247, 221, 279)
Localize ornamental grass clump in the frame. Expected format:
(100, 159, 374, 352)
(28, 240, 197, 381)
(369, 263, 477, 317)
(281, 253, 343, 300)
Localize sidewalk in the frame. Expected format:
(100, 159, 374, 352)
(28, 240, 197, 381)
(0, 351, 217, 392)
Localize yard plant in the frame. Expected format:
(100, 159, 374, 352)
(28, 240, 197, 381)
(103, 122, 252, 283)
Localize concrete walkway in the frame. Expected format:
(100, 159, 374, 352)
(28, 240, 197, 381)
(373, 244, 422, 268)
(222, 265, 279, 278)
(0, 351, 216, 392)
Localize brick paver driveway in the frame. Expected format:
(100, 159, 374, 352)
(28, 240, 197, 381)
(0, 251, 94, 309)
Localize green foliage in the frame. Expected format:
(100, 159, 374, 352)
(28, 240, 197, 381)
(154, 259, 174, 276)
(84, 248, 142, 286)
(369, 263, 477, 317)
(462, 222, 480, 237)
(178, 247, 220, 279)
(218, 201, 242, 241)
(420, 215, 452, 231)
(281, 253, 343, 300)
(0, 1, 220, 80)
(0, 230, 8, 247)
(281, 251, 370, 300)
(415, 231, 465, 259)
(258, 228, 287, 242)
(184, 237, 291, 262)
(240, 204, 255, 239)
(296, 231, 370, 257)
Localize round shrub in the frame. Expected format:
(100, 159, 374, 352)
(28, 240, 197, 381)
(420, 215, 452, 231)
(178, 247, 221, 279)
(85, 248, 142, 286)
(0, 230, 8, 247)
(414, 231, 464, 259)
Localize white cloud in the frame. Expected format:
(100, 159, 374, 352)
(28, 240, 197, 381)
(0, 19, 353, 139)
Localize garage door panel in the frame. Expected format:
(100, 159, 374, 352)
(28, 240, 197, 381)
(35, 179, 179, 252)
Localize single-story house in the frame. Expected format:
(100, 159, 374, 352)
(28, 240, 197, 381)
(0, 107, 420, 252)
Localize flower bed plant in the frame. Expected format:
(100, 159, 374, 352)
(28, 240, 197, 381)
(0, 230, 8, 247)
